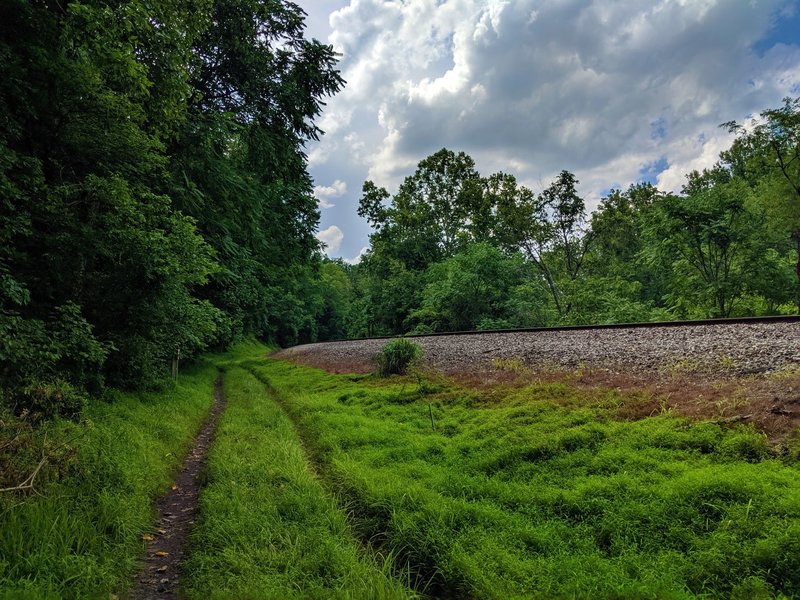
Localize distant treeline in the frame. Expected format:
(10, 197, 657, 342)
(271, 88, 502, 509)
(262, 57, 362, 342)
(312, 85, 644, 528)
(314, 101, 800, 340)
(1, 0, 342, 413)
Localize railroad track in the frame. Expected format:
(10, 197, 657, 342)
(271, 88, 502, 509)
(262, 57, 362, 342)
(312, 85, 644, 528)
(319, 314, 800, 344)
(279, 315, 799, 376)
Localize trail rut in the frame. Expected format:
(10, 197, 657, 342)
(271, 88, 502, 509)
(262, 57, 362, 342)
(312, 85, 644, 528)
(127, 375, 226, 599)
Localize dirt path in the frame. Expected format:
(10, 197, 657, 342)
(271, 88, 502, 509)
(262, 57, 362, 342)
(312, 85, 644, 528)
(128, 375, 226, 599)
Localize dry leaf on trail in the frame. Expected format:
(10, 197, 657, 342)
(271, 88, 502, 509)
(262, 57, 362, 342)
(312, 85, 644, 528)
(154, 551, 169, 557)
(156, 566, 168, 572)
(142, 533, 154, 541)
(171, 484, 178, 490)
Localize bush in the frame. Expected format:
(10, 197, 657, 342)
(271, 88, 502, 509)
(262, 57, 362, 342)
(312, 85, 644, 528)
(373, 338, 422, 377)
(13, 380, 88, 422)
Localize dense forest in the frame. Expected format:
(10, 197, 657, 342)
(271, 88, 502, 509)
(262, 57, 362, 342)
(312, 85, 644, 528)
(0, 0, 342, 414)
(317, 102, 800, 339)
(1, 0, 799, 417)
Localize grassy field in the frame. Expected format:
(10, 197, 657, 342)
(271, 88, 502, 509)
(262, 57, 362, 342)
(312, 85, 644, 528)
(242, 356, 800, 600)
(2, 340, 799, 599)
(0, 361, 218, 599)
(181, 365, 411, 599)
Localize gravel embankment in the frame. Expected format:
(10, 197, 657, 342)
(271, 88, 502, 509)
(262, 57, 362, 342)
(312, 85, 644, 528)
(276, 321, 800, 376)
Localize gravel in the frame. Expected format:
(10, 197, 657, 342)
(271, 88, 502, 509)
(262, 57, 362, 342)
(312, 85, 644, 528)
(277, 321, 800, 376)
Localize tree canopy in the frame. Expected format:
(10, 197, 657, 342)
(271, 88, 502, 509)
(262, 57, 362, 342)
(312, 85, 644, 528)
(1, 0, 342, 413)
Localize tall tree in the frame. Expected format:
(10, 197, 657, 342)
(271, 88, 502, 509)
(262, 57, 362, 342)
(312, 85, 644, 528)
(168, 0, 344, 345)
(358, 149, 484, 270)
(644, 170, 777, 317)
(723, 97, 800, 311)
(496, 170, 591, 317)
(0, 0, 221, 392)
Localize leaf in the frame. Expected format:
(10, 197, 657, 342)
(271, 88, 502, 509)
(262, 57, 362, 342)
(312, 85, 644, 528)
(154, 551, 169, 557)
(142, 533, 154, 541)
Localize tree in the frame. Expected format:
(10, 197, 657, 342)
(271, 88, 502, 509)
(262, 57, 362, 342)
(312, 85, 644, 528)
(644, 171, 776, 317)
(406, 243, 530, 332)
(170, 0, 344, 346)
(0, 0, 344, 412)
(723, 97, 800, 311)
(496, 170, 592, 317)
(358, 149, 484, 271)
(0, 0, 221, 392)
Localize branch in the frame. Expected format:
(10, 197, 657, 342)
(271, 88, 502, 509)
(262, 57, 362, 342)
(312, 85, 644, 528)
(0, 455, 47, 494)
(708, 414, 753, 425)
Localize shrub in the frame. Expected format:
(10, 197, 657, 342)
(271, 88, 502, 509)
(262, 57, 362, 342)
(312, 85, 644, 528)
(13, 379, 88, 421)
(373, 338, 422, 377)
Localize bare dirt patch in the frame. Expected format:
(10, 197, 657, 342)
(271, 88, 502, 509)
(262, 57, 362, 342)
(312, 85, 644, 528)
(452, 364, 800, 446)
(127, 376, 226, 599)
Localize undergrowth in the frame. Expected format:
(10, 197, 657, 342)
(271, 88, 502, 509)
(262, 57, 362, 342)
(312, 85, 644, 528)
(247, 356, 800, 600)
(182, 366, 412, 599)
(0, 361, 218, 599)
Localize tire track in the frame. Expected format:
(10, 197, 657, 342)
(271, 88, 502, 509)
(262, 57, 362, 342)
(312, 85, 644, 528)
(244, 365, 438, 598)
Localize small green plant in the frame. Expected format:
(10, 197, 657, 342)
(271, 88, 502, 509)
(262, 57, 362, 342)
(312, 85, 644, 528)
(373, 339, 423, 377)
(718, 353, 736, 370)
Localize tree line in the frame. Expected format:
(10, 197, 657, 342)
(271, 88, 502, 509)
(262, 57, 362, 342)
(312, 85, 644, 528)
(315, 99, 800, 339)
(1, 0, 342, 414)
(2, 0, 797, 417)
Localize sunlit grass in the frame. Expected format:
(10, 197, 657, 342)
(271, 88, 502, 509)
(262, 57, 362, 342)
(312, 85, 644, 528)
(182, 366, 412, 599)
(247, 357, 800, 599)
(0, 361, 218, 599)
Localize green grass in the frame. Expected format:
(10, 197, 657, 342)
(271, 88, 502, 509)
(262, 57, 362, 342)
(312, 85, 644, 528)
(181, 366, 412, 599)
(0, 360, 218, 599)
(245, 358, 800, 600)
(4, 339, 798, 599)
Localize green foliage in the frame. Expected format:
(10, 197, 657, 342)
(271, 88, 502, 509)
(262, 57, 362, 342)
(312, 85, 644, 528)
(349, 107, 800, 337)
(723, 97, 800, 311)
(14, 380, 88, 422)
(644, 173, 787, 317)
(374, 339, 423, 377)
(252, 358, 800, 599)
(0, 0, 342, 405)
(0, 360, 217, 597)
(407, 243, 537, 332)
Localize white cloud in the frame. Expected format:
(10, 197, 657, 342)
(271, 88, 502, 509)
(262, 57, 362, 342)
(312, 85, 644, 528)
(344, 246, 369, 265)
(307, 0, 800, 251)
(313, 179, 347, 209)
(316, 225, 344, 253)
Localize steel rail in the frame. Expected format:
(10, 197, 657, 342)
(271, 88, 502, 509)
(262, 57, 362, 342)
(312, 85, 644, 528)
(312, 314, 800, 345)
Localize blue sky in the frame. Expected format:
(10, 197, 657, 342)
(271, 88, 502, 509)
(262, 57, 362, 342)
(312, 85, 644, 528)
(297, 0, 800, 262)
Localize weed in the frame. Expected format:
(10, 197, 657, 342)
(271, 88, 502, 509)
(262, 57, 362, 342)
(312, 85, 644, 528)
(666, 356, 704, 377)
(491, 356, 529, 375)
(718, 353, 736, 371)
(373, 339, 423, 377)
(0, 361, 218, 597)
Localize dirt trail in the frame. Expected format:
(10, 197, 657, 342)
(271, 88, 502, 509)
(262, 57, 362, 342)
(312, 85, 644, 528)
(128, 376, 226, 599)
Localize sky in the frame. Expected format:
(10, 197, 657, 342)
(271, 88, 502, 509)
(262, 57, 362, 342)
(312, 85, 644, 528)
(298, 0, 800, 263)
